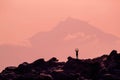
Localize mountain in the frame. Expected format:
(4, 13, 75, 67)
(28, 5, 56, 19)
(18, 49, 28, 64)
(1, 50, 120, 80)
(29, 17, 120, 59)
(0, 17, 120, 71)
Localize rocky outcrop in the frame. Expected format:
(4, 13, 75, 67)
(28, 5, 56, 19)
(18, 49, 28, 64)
(0, 50, 120, 80)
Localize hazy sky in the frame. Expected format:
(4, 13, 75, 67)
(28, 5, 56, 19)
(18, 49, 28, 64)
(0, 0, 120, 71)
(0, 0, 120, 45)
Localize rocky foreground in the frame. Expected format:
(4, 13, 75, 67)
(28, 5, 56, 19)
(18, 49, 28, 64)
(1, 50, 120, 80)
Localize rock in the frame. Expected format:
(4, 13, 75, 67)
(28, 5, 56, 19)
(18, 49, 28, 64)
(1, 50, 120, 80)
(100, 74, 120, 80)
(47, 57, 59, 63)
(32, 58, 45, 66)
(107, 50, 118, 61)
(1, 66, 17, 74)
(15, 62, 30, 73)
(39, 73, 53, 80)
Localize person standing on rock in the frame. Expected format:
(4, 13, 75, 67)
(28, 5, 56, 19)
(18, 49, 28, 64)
(75, 48, 79, 59)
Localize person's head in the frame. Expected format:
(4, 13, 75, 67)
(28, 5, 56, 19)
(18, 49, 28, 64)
(75, 48, 79, 53)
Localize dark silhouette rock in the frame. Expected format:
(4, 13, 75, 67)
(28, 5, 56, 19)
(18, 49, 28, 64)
(15, 62, 30, 74)
(39, 73, 53, 80)
(48, 57, 59, 62)
(1, 66, 17, 73)
(107, 50, 118, 61)
(32, 58, 45, 66)
(67, 56, 73, 61)
(1, 50, 120, 80)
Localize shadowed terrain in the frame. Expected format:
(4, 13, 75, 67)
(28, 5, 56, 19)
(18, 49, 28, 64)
(1, 50, 120, 80)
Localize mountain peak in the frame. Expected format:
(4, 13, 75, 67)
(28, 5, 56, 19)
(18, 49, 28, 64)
(65, 17, 81, 22)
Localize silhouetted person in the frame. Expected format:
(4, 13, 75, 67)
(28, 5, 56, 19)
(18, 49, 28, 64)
(75, 48, 79, 59)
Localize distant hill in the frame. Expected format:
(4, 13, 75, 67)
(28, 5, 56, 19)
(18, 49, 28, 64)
(1, 50, 120, 80)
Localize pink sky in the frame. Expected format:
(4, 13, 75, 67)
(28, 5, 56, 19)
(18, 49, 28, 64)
(0, 0, 120, 71)
(0, 0, 120, 45)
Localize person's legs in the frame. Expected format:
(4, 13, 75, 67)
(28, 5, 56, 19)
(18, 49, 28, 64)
(76, 53, 78, 59)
